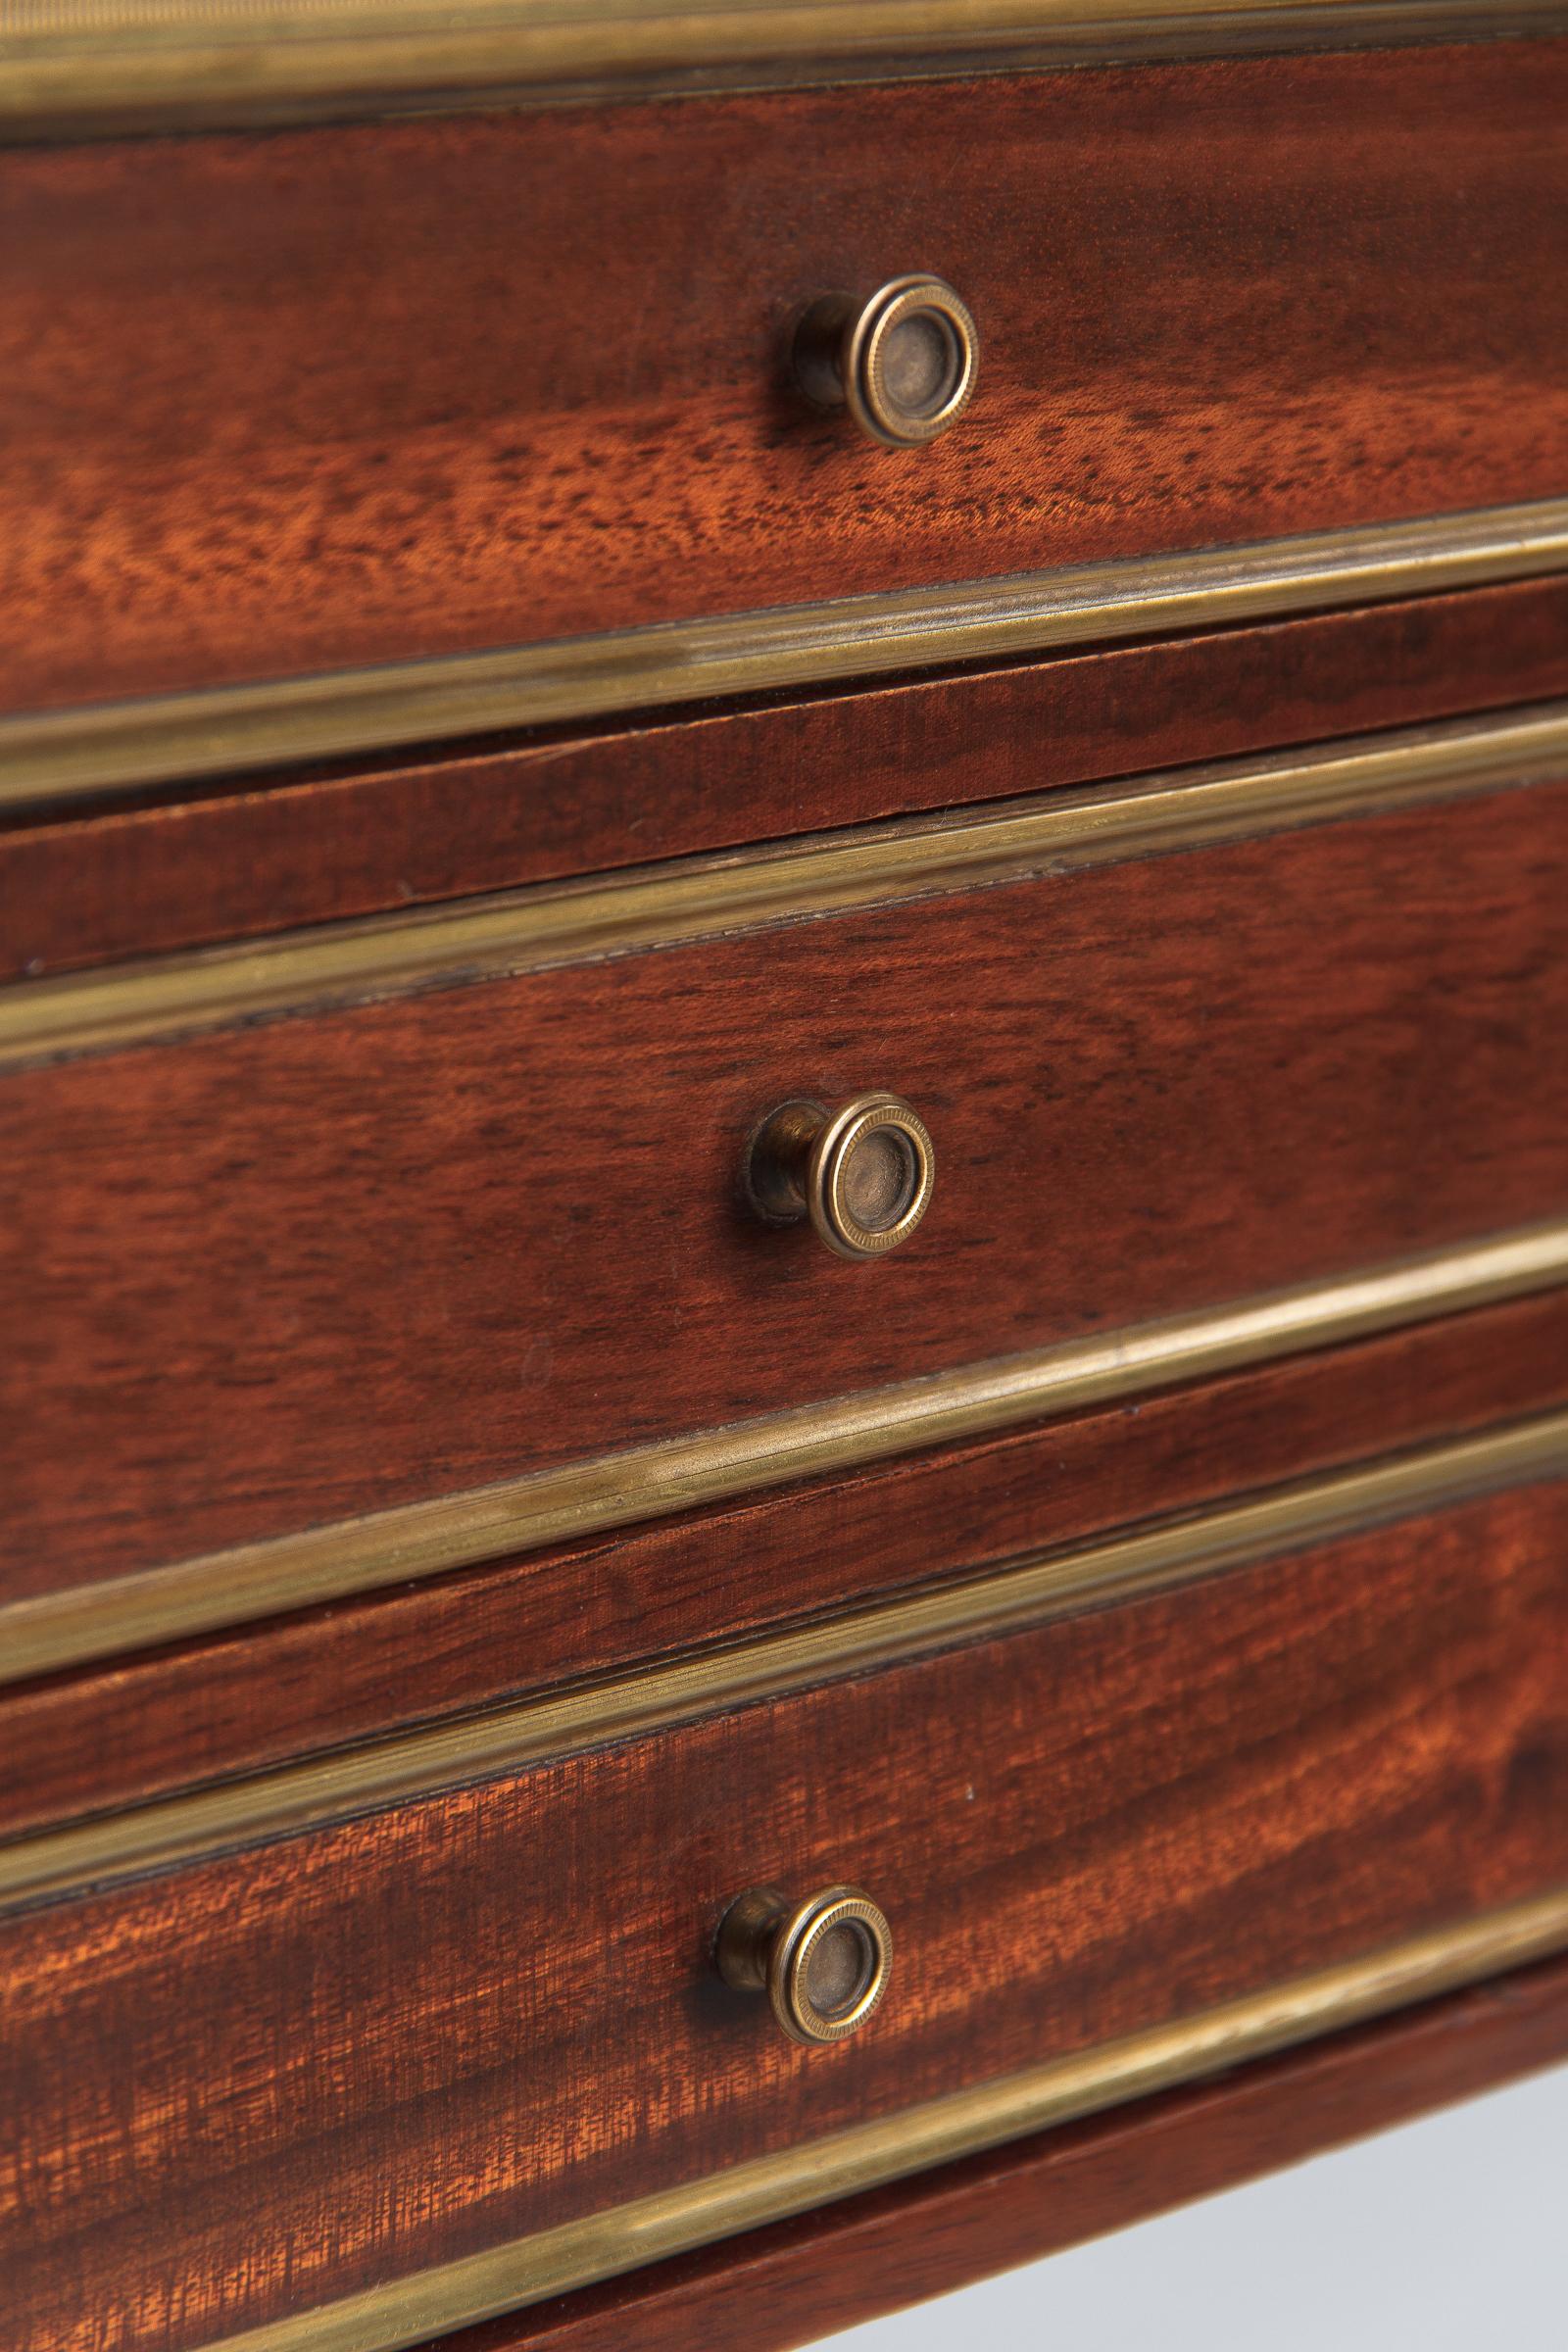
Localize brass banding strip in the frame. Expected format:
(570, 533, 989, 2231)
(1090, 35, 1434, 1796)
(5, 1222, 1567, 1688)
(4, 0, 1567, 137)
(5, 1404, 1566, 1908)
(191, 1886, 1568, 2352)
(3, 501, 1568, 813)
(4, 1223, 1567, 1688)
(6, 700, 1568, 1070)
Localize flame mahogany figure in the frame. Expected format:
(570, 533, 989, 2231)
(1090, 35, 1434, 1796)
(2, 43, 1567, 711)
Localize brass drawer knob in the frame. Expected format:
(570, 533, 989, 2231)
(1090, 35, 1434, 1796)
(716, 1885, 893, 2045)
(747, 1092, 935, 1260)
(795, 274, 979, 449)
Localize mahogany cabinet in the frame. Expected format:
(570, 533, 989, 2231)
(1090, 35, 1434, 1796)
(2, 6, 1567, 2348)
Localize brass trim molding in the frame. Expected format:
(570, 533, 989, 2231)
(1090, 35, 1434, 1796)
(6, 699, 1568, 1071)
(194, 1886, 1568, 2352)
(3, 500, 1568, 813)
(4, 2, 1566, 138)
(5, 1222, 1567, 1687)
(6, 1399, 1567, 1908)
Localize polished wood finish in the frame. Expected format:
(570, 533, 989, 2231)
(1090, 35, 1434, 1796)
(8, 777, 1567, 1595)
(4, 42, 1567, 715)
(8, 578, 1568, 979)
(8, 1288, 1568, 1842)
(5, 21, 1567, 2352)
(466, 1948, 1568, 2352)
(6, 1478, 1568, 2351)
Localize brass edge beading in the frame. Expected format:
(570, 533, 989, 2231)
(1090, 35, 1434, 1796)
(4, 1220, 1567, 1689)
(187, 1885, 1568, 2352)
(4, 1401, 1566, 1910)
(2, 0, 1566, 138)
(3, 500, 1568, 813)
(5, 700, 1568, 1071)
(4, 1220, 1566, 1690)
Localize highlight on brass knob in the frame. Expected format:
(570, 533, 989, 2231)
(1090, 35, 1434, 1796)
(716, 1885, 893, 2046)
(794, 274, 979, 449)
(746, 1091, 935, 1260)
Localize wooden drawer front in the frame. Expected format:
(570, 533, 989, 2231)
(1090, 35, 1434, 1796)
(4, 39, 1567, 716)
(6, 1468, 1568, 2352)
(6, 735, 1567, 1609)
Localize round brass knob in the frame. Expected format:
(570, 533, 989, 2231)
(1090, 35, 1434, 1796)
(746, 1092, 935, 1260)
(716, 1885, 893, 2046)
(795, 274, 979, 449)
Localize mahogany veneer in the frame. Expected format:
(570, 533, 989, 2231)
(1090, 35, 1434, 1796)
(8, 775, 1568, 1594)
(6, 1477, 1568, 2351)
(3, 41, 1567, 712)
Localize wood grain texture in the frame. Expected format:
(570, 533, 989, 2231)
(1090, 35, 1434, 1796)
(4, 1478, 1568, 2352)
(7, 1288, 1568, 1843)
(451, 1947, 1568, 2352)
(3, 42, 1567, 714)
(6, 779, 1567, 1596)
(8, 578, 1568, 979)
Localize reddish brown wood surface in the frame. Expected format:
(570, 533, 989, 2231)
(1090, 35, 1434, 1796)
(3, 43, 1567, 715)
(453, 1948, 1568, 2352)
(7, 779, 1568, 1596)
(7, 1288, 1568, 1842)
(8, 578, 1568, 978)
(5, 1478, 1568, 2352)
